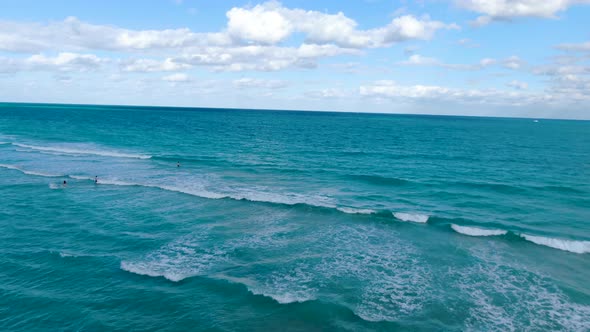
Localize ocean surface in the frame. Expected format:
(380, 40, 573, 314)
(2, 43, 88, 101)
(0, 102, 589, 331)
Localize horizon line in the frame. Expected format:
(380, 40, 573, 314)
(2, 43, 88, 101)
(0, 101, 587, 122)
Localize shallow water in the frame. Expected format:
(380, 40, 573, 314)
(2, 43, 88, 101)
(1, 103, 589, 331)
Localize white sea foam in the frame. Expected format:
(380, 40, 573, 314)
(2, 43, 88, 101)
(520, 234, 590, 254)
(336, 207, 376, 214)
(311, 224, 430, 322)
(246, 264, 318, 304)
(451, 224, 507, 237)
(393, 212, 429, 223)
(12, 143, 151, 159)
(457, 245, 590, 330)
(120, 229, 232, 282)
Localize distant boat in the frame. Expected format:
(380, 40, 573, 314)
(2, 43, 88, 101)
(533, 120, 539, 123)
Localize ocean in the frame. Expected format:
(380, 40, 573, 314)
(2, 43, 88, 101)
(0, 103, 589, 331)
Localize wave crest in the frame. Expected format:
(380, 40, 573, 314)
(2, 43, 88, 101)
(520, 234, 590, 254)
(451, 224, 507, 237)
(13, 143, 151, 159)
(337, 207, 376, 215)
(393, 212, 429, 223)
(0, 164, 62, 177)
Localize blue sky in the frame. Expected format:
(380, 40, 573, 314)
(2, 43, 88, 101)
(1, 0, 589, 119)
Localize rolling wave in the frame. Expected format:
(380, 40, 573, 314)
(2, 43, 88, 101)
(3, 163, 589, 255)
(12, 143, 151, 159)
(520, 234, 590, 254)
(451, 224, 508, 237)
(393, 212, 429, 223)
(0, 164, 63, 177)
(336, 207, 376, 214)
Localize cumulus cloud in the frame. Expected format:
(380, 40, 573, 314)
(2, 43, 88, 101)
(225, 2, 459, 48)
(457, 0, 590, 26)
(0, 16, 230, 53)
(0, 2, 457, 55)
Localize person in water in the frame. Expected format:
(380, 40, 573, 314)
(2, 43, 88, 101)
(63, 180, 67, 186)
(95, 176, 98, 184)
(177, 161, 180, 167)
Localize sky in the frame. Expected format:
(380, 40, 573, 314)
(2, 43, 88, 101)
(1, 0, 590, 119)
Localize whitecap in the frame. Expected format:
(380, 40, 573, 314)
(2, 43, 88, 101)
(393, 212, 429, 223)
(520, 234, 590, 254)
(336, 207, 376, 215)
(451, 224, 507, 237)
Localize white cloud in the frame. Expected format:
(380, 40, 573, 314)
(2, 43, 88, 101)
(359, 80, 551, 106)
(0, 3, 457, 53)
(556, 41, 590, 52)
(401, 54, 441, 66)
(222, 2, 458, 49)
(502, 55, 525, 69)
(233, 78, 288, 89)
(0, 52, 106, 72)
(457, 0, 590, 25)
(0, 2, 459, 74)
(120, 58, 191, 72)
(26, 52, 105, 70)
(173, 44, 359, 72)
(227, 3, 293, 44)
(0, 16, 230, 53)
(397, 54, 500, 70)
(360, 80, 450, 99)
(162, 73, 191, 82)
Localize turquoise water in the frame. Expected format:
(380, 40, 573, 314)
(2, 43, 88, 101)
(0, 103, 589, 331)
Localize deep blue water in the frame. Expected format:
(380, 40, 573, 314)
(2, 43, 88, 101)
(1, 103, 589, 331)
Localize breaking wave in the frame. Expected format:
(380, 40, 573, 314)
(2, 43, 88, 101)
(451, 224, 508, 237)
(520, 234, 590, 254)
(393, 212, 429, 223)
(12, 143, 151, 159)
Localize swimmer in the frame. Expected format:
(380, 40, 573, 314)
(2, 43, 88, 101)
(63, 180, 67, 186)
(95, 176, 98, 184)
(177, 161, 180, 167)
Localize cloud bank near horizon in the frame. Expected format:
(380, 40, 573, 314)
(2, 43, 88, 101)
(0, 0, 589, 119)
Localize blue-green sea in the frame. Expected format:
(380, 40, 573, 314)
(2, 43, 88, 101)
(1, 103, 589, 331)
